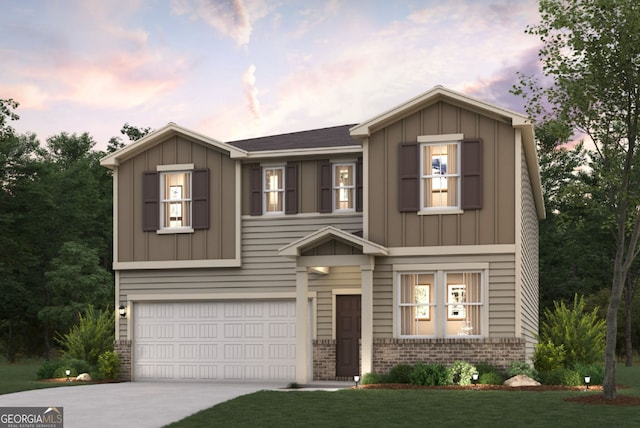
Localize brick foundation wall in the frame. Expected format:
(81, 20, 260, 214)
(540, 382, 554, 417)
(372, 338, 526, 374)
(313, 339, 337, 380)
(114, 339, 132, 381)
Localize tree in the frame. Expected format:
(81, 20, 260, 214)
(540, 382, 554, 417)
(515, 0, 640, 399)
(535, 120, 613, 311)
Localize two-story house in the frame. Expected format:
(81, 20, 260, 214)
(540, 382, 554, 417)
(100, 85, 544, 383)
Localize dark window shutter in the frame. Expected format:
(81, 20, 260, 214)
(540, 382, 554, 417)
(461, 138, 482, 210)
(318, 160, 332, 213)
(356, 157, 363, 212)
(192, 169, 209, 229)
(285, 163, 298, 214)
(142, 171, 159, 231)
(399, 143, 419, 212)
(250, 164, 262, 216)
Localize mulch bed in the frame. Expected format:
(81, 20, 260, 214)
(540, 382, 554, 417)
(358, 384, 640, 406)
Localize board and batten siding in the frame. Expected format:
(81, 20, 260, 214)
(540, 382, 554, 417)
(117, 214, 363, 339)
(117, 136, 237, 262)
(367, 101, 516, 248)
(371, 254, 517, 339)
(519, 146, 540, 358)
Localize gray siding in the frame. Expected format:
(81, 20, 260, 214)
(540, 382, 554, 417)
(309, 266, 361, 339)
(118, 214, 363, 339)
(520, 146, 540, 358)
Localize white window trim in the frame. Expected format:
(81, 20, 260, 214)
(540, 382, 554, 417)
(393, 263, 488, 339)
(158, 165, 194, 233)
(263, 166, 285, 215)
(419, 140, 462, 213)
(332, 162, 356, 212)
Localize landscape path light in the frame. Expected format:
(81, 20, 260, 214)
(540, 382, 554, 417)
(65, 369, 71, 382)
(584, 375, 591, 390)
(472, 372, 479, 389)
(354, 375, 360, 388)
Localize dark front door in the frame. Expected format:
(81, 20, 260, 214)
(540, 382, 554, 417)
(336, 295, 361, 377)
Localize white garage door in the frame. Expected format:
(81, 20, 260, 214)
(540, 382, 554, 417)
(133, 301, 296, 382)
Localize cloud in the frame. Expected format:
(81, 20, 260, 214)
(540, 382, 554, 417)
(242, 64, 261, 119)
(0, 83, 49, 110)
(172, 0, 272, 46)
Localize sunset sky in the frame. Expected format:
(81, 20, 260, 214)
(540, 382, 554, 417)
(1, 0, 543, 151)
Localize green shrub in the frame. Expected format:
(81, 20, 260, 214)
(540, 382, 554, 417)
(409, 363, 450, 386)
(98, 351, 121, 380)
(448, 361, 477, 386)
(533, 340, 566, 372)
(56, 305, 114, 367)
(361, 372, 385, 385)
(505, 361, 538, 379)
(539, 294, 606, 366)
(479, 371, 504, 385)
(386, 364, 413, 384)
(37, 360, 66, 379)
(573, 363, 604, 385)
(53, 359, 92, 379)
(37, 358, 92, 379)
(539, 367, 582, 386)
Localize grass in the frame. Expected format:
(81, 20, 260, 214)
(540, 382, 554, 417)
(164, 364, 640, 428)
(0, 359, 82, 395)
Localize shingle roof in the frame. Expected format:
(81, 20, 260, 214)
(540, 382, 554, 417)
(227, 124, 357, 151)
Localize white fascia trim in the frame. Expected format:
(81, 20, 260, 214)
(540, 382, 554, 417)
(113, 258, 241, 270)
(417, 133, 464, 143)
(243, 145, 362, 159)
(393, 262, 490, 272)
(362, 138, 370, 240)
(387, 245, 516, 257)
(126, 291, 316, 302)
(157, 163, 194, 171)
(235, 162, 242, 262)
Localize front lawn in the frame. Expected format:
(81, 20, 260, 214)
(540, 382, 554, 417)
(164, 364, 640, 428)
(0, 359, 82, 395)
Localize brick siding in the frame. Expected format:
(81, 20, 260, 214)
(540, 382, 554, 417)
(114, 339, 132, 381)
(372, 338, 526, 374)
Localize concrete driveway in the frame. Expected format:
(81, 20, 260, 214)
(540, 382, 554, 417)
(0, 381, 280, 428)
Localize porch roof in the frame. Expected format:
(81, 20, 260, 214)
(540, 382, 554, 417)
(278, 226, 388, 257)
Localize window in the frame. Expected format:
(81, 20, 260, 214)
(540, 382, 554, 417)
(142, 166, 209, 232)
(333, 163, 355, 211)
(264, 167, 284, 214)
(398, 138, 482, 212)
(398, 270, 483, 337)
(420, 142, 460, 210)
(160, 171, 191, 229)
(318, 159, 362, 213)
(399, 274, 435, 336)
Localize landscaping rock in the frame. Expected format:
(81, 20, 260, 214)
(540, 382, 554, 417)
(76, 373, 92, 382)
(504, 375, 540, 387)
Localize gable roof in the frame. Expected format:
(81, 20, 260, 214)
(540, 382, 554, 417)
(100, 122, 248, 169)
(278, 226, 388, 257)
(350, 85, 545, 220)
(227, 124, 358, 150)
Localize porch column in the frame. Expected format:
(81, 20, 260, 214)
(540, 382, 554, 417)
(295, 267, 310, 384)
(361, 263, 374, 376)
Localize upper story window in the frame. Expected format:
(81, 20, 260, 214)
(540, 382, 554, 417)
(333, 163, 355, 211)
(420, 142, 460, 211)
(398, 270, 484, 338)
(263, 166, 285, 214)
(399, 136, 482, 213)
(142, 165, 209, 233)
(160, 171, 191, 229)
